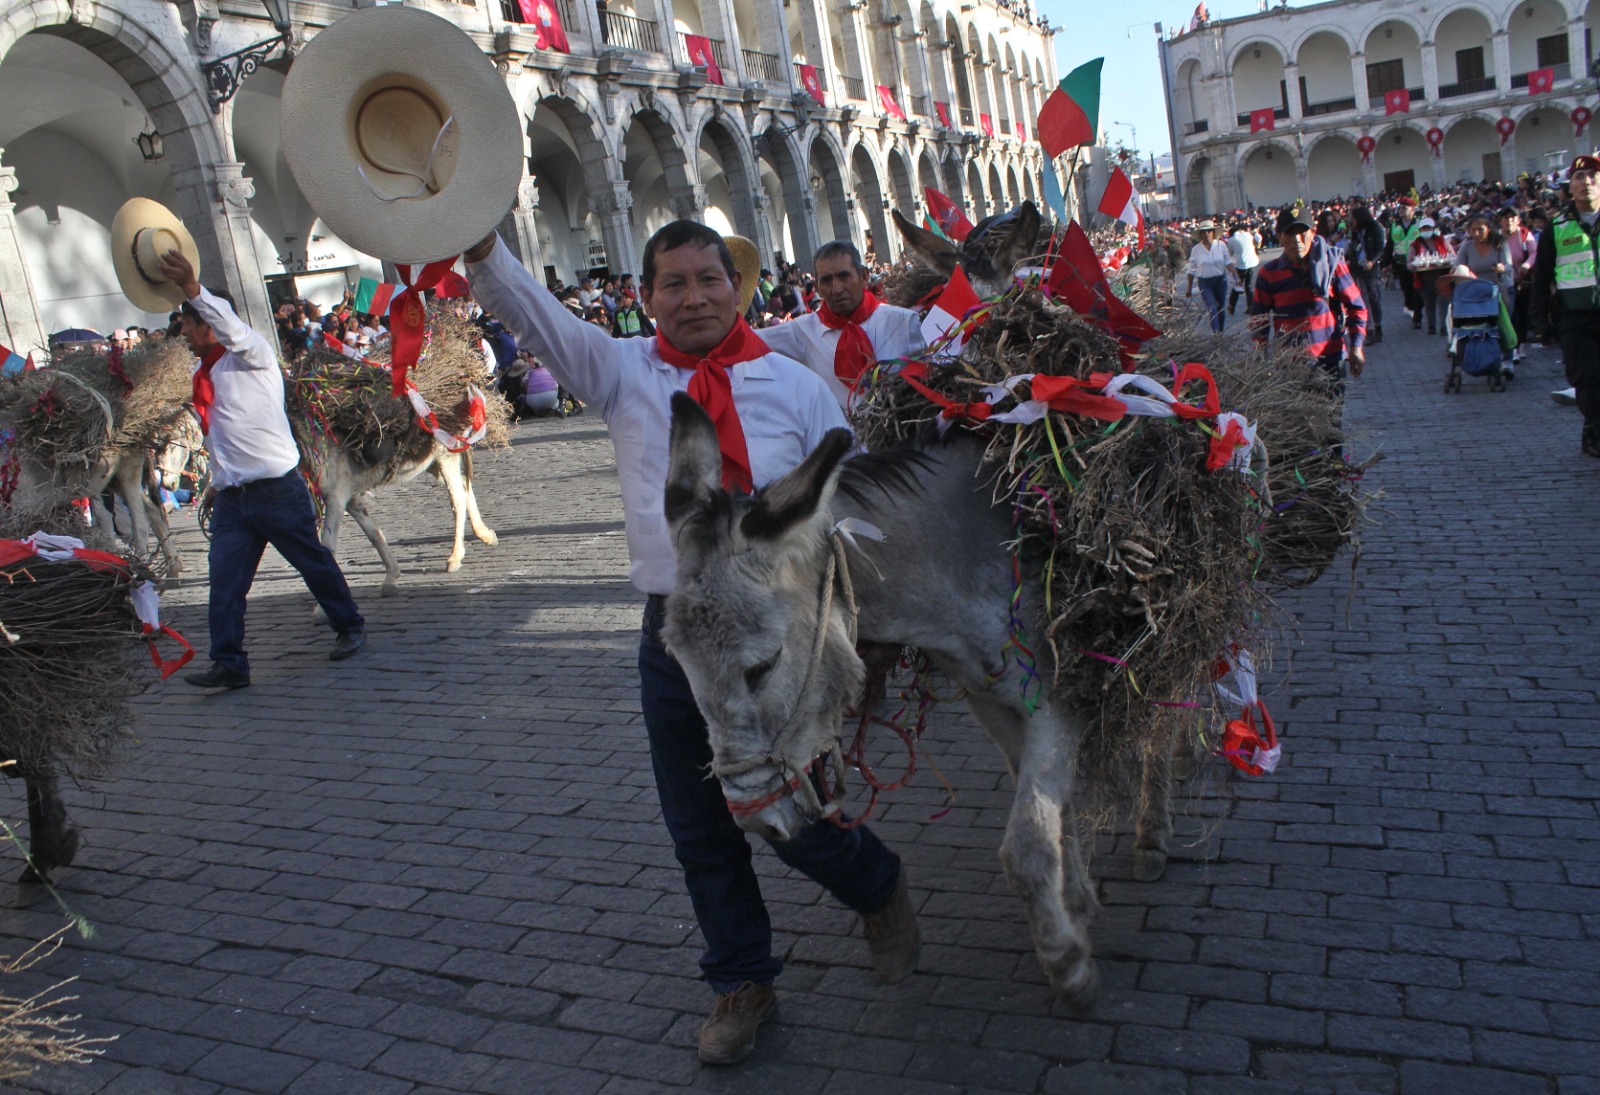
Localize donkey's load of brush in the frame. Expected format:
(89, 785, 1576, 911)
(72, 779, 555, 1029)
(852, 287, 1362, 771)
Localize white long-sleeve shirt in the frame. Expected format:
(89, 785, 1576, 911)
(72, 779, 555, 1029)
(466, 239, 847, 594)
(759, 304, 925, 410)
(189, 288, 300, 489)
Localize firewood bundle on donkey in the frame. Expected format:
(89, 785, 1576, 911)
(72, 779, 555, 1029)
(0, 518, 192, 884)
(659, 202, 1368, 1010)
(284, 303, 511, 593)
(0, 341, 199, 576)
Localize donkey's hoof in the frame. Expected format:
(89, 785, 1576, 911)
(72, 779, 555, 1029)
(1049, 957, 1101, 1015)
(380, 579, 400, 597)
(19, 826, 78, 884)
(479, 530, 499, 547)
(445, 557, 464, 573)
(1132, 846, 1168, 882)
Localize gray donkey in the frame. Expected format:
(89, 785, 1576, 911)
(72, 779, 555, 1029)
(661, 389, 1176, 1011)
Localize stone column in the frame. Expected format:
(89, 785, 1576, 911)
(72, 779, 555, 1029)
(748, 190, 777, 275)
(1569, 19, 1588, 85)
(1420, 41, 1438, 103)
(0, 150, 45, 355)
(668, 184, 708, 221)
(589, 181, 640, 280)
(1284, 62, 1303, 122)
(1350, 52, 1369, 113)
(500, 175, 546, 276)
(1493, 31, 1512, 95)
(171, 161, 275, 339)
(1500, 134, 1518, 182)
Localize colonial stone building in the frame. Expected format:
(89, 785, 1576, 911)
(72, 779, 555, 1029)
(0, 0, 1054, 349)
(1157, 0, 1600, 215)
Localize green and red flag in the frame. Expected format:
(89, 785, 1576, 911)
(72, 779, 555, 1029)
(353, 276, 397, 316)
(924, 186, 974, 242)
(1037, 57, 1103, 158)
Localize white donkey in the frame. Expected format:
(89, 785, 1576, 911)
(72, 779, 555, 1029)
(660, 390, 1182, 1012)
(296, 430, 497, 594)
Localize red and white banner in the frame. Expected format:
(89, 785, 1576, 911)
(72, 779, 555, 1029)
(407, 385, 489, 454)
(979, 112, 994, 137)
(919, 265, 983, 354)
(685, 34, 723, 85)
(935, 100, 953, 128)
(1248, 108, 1275, 133)
(1528, 67, 1555, 95)
(517, 0, 569, 51)
(798, 63, 825, 105)
(1384, 88, 1411, 115)
(876, 85, 907, 121)
(1096, 166, 1146, 250)
(1496, 116, 1516, 145)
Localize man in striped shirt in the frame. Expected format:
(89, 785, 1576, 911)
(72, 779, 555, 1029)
(1251, 206, 1369, 381)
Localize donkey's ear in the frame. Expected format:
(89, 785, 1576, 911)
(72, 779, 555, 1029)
(993, 200, 1043, 275)
(893, 209, 961, 279)
(741, 428, 853, 541)
(665, 392, 723, 528)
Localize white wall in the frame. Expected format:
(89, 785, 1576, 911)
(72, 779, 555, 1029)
(1508, 0, 1569, 72)
(1241, 145, 1298, 206)
(1516, 107, 1577, 173)
(1435, 9, 1495, 84)
(1444, 118, 1498, 183)
(1297, 32, 1355, 103)
(1363, 20, 1421, 86)
(1307, 137, 1365, 198)
(1233, 43, 1286, 113)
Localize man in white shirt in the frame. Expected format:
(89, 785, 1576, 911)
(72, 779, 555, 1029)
(462, 220, 918, 1067)
(157, 251, 366, 690)
(761, 241, 924, 411)
(1226, 221, 1260, 316)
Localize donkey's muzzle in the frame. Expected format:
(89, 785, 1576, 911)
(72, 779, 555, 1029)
(722, 775, 813, 842)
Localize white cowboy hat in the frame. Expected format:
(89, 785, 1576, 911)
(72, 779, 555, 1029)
(1438, 264, 1477, 287)
(1196, 220, 1217, 231)
(725, 235, 761, 314)
(280, 6, 523, 265)
(110, 197, 201, 313)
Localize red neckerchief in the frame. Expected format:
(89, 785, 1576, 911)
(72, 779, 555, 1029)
(191, 344, 226, 435)
(656, 316, 771, 492)
(816, 292, 880, 388)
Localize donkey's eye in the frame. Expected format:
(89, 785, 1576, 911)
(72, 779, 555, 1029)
(744, 652, 780, 691)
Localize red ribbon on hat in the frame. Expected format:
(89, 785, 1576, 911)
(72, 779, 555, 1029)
(388, 259, 458, 398)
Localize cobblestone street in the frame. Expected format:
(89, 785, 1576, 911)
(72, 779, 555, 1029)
(3, 288, 1598, 1095)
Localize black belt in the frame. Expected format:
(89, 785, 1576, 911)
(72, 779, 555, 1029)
(219, 470, 298, 493)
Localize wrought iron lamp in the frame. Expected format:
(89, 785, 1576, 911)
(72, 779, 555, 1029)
(202, 0, 294, 115)
(133, 125, 165, 162)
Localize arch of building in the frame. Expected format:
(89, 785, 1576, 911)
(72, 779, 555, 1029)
(1511, 104, 1579, 175)
(1239, 140, 1299, 207)
(1306, 133, 1365, 198)
(1442, 115, 1501, 185)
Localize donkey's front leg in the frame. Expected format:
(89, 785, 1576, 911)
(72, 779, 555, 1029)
(967, 692, 1099, 1012)
(1132, 728, 1177, 882)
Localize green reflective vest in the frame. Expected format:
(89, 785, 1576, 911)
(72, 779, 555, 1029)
(1389, 219, 1419, 254)
(615, 307, 644, 336)
(1552, 216, 1600, 313)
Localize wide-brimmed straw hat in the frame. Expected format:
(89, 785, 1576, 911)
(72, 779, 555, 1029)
(280, 6, 523, 264)
(111, 198, 201, 313)
(1439, 264, 1478, 287)
(725, 235, 761, 313)
(1195, 219, 1216, 231)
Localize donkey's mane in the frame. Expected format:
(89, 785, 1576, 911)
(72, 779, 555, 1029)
(835, 437, 944, 510)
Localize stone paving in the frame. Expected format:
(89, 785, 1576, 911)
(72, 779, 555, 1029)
(2, 289, 1598, 1095)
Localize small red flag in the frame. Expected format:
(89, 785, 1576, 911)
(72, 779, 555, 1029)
(1528, 67, 1555, 95)
(685, 34, 722, 85)
(798, 63, 825, 105)
(924, 186, 974, 243)
(518, 0, 569, 52)
(980, 113, 994, 138)
(876, 85, 907, 121)
(1384, 88, 1411, 115)
(1037, 87, 1091, 157)
(1249, 108, 1275, 133)
(935, 101, 953, 128)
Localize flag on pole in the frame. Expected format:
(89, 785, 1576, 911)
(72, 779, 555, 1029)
(685, 34, 723, 85)
(924, 186, 974, 242)
(353, 277, 397, 315)
(1041, 162, 1071, 224)
(876, 85, 907, 121)
(1187, 2, 1208, 32)
(1527, 67, 1555, 95)
(517, 0, 570, 51)
(1383, 88, 1411, 115)
(1036, 58, 1103, 157)
(1097, 167, 1146, 250)
(979, 113, 994, 137)
(1248, 108, 1276, 133)
(1046, 221, 1161, 364)
(1016, 120, 1028, 143)
(798, 64, 826, 105)
(323, 331, 360, 359)
(935, 101, 953, 128)
(920, 265, 983, 354)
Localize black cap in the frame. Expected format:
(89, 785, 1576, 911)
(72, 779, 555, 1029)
(1275, 206, 1313, 233)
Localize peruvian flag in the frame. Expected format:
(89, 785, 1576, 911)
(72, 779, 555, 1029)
(920, 264, 983, 353)
(1248, 108, 1275, 133)
(935, 100, 953, 128)
(798, 63, 825, 105)
(1528, 67, 1555, 95)
(1187, 1, 1208, 32)
(980, 112, 994, 137)
(323, 332, 360, 359)
(924, 186, 974, 242)
(518, 0, 569, 52)
(685, 34, 723, 85)
(1097, 167, 1146, 250)
(1384, 88, 1411, 115)
(877, 85, 907, 121)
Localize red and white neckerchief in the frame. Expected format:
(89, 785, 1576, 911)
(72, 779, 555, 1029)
(656, 317, 772, 492)
(190, 344, 227, 434)
(816, 292, 880, 389)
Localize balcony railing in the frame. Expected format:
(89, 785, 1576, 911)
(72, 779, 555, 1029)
(1302, 96, 1356, 117)
(911, 93, 932, 118)
(1438, 76, 1497, 98)
(999, 117, 1011, 135)
(1185, 119, 1209, 135)
(603, 10, 660, 51)
(1511, 63, 1570, 89)
(793, 61, 827, 93)
(842, 74, 867, 101)
(678, 31, 729, 69)
(1234, 105, 1289, 127)
(741, 48, 782, 83)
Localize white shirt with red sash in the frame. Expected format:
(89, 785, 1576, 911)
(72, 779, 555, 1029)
(761, 304, 924, 410)
(189, 287, 300, 489)
(465, 239, 847, 595)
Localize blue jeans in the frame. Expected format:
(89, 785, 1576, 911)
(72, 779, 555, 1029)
(638, 596, 901, 992)
(208, 471, 363, 674)
(1198, 275, 1228, 332)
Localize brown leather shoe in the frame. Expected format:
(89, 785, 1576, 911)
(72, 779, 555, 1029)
(698, 981, 776, 1065)
(862, 869, 920, 983)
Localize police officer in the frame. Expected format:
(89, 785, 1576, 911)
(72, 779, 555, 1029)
(1530, 153, 1600, 458)
(1384, 196, 1422, 325)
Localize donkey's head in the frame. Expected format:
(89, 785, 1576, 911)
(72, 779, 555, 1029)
(661, 393, 864, 841)
(892, 200, 1043, 297)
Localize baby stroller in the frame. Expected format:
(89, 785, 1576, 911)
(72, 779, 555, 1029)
(1445, 277, 1510, 393)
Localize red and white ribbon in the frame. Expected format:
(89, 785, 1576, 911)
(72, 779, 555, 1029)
(406, 384, 488, 454)
(1212, 648, 1280, 775)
